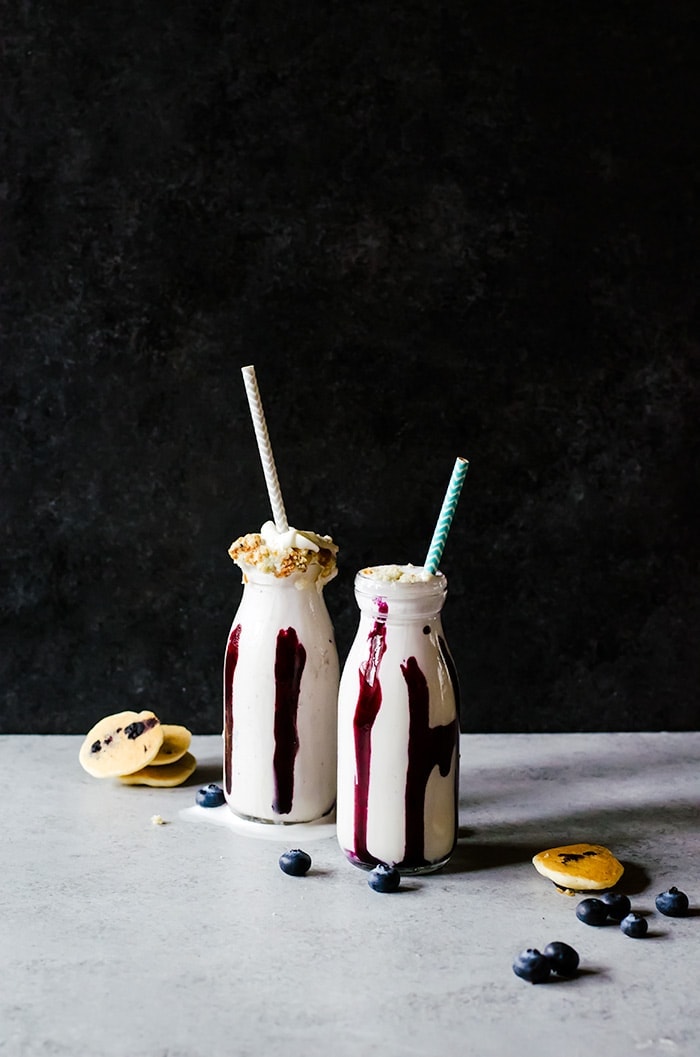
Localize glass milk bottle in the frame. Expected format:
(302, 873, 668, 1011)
(337, 566, 460, 872)
(224, 546, 339, 824)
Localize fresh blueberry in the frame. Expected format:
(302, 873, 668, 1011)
(600, 892, 632, 921)
(195, 783, 226, 808)
(279, 849, 312, 877)
(620, 912, 649, 938)
(512, 949, 551, 984)
(368, 863, 401, 893)
(543, 941, 580, 977)
(576, 897, 609, 926)
(655, 887, 690, 917)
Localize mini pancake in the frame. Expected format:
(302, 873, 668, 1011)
(532, 843, 624, 891)
(118, 751, 197, 787)
(149, 724, 192, 766)
(79, 711, 163, 778)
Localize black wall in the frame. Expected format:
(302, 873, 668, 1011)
(3, 1, 699, 734)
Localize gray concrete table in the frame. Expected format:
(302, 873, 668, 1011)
(3, 733, 699, 1057)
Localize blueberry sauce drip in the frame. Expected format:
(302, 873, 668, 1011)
(223, 623, 242, 795)
(272, 627, 307, 815)
(399, 655, 459, 869)
(351, 607, 388, 865)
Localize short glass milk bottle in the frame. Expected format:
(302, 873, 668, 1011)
(336, 565, 460, 873)
(224, 527, 339, 824)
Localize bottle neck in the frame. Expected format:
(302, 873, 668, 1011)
(353, 569, 447, 622)
(239, 562, 336, 592)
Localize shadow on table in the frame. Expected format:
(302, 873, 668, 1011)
(187, 761, 224, 786)
(444, 836, 541, 873)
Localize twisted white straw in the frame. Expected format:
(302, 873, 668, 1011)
(241, 365, 289, 533)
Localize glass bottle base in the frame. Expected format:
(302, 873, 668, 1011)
(227, 801, 336, 827)
(341, 847, 452, 875)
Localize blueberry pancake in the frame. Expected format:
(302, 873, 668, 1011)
(118, 751, 197, 787)
(79, 710, 163, 778)
(532, 843, 624, 891)
(149, 724, 192, 766)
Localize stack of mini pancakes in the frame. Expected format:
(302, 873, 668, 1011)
(79, 710, 196, 787)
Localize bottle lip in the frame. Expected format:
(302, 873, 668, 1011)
(354, 565, 447, 597)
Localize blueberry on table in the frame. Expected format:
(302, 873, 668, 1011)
(600, 891, 632, 921)
(512, 949, 551, 984)
(279, 849, 312, 877)
(655, 887, 690, 917)
(196, 784, 226, 808)
(620, 912, 648, 938)
(368, 863, 401, 893)
(576, 897, 609, 926)
(543, 941, 580, 977)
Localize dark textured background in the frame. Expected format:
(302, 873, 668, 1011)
(3, 1, 699, 734)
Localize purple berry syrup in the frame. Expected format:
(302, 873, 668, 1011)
(398, 655, 459, 869)
(351, 603, 388, 865)
(224, 623, 307, 815)
(223, 623, 242, 795)
(272, 627, 307, 815)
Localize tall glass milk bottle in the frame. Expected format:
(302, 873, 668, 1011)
(224, 528, 339, 824)
(337, 565, 460, 872)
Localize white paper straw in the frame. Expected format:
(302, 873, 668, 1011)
(241, 365, 289, 533)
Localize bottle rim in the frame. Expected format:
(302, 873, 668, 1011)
(353, 565, 447, 599)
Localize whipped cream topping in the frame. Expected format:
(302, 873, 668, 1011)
(260, 520, 335, 555)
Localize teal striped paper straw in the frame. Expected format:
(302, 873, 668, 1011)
(424, 457, 469, 574)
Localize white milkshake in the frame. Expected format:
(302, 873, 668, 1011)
(224, 521, 339, 824)
(336, 565, 460, 872)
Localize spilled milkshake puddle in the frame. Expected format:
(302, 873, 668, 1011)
(180, 803, 337, 843)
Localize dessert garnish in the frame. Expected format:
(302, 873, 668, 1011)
(367, 863, 401, 893)
(150, 725, 192, 766)
(655, 886, 690, 917)
(79, 710, 163, 777)
(512, 949, 551, 984)
(118, 752, 196, 787)
(599, 892, 632, 921)
(79, 711, 195, 786)
(279, 849, 312, 876)
(575, 897, 610, 926)
(196, 784, 226, 808)
(620, 912, 648, 938)
(542, 941, 580, 976)
(228, 522, 338, 582)
(532, 843, 624, 891)
(514, 942, 581, 982)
